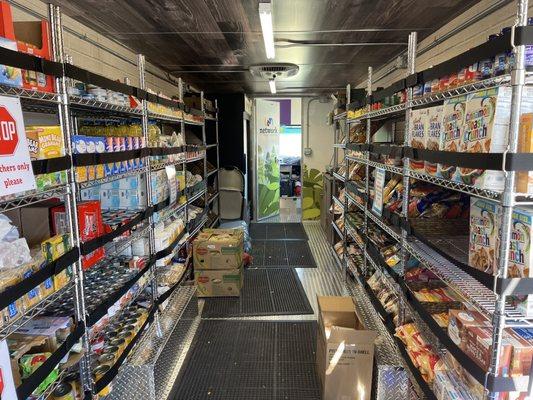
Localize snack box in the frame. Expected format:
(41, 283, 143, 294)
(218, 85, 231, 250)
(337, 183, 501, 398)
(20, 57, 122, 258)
(448, 309, 490, 349)
(408, 108, 429, 172)
(195, 267, 243, 297)
(72, 135, 88, 154)
(193, 228, 244, 270)
(425, 105, 444, 176)
(509, 206, 533, 278)
(77, 201, 105, 269)
(438, 96, 467, 180)
(464, 326, 513, 374)
(0, 37, 22, 88)
(25, 126, 64, 159)
(468, 198, 500, 275)
(41, 234, 71, 263)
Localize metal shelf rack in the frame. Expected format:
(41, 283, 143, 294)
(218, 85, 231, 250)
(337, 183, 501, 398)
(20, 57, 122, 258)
(0, 5, 212, 398)
(333, 4, 533, 398)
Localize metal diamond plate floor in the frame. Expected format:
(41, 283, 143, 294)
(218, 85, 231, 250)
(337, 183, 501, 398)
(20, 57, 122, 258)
(172, 320, 320, 400)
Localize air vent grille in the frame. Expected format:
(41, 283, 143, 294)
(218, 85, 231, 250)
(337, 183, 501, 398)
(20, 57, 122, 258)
(249, 63, 299, 79)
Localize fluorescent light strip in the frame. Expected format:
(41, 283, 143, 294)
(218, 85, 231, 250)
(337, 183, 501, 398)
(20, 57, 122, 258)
(269, 79, 276, 94)
(259, 2, 275, 59)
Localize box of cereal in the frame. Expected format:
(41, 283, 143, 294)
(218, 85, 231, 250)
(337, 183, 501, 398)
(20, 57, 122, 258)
(425, 105, 443, 176)
(469, 198, 500, 275)
(408, 108, 429, 172)
(439, 96, 467, 180)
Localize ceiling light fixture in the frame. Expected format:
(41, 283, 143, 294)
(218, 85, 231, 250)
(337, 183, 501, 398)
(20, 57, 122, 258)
(269, 78, 277, 94)
(259, 1, 275, 59)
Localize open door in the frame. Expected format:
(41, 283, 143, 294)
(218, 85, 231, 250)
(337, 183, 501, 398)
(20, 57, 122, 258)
(255, 99, 280, 220)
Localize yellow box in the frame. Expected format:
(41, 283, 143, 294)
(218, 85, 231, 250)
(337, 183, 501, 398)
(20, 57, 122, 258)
(25, 126, 64, 159)
(75, 166, 87, 183)
(95, 164, 105, 179)
(41, 234, 71, 263)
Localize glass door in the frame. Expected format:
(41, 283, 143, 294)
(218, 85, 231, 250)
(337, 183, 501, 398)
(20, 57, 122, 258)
(255, 99, 280, 220)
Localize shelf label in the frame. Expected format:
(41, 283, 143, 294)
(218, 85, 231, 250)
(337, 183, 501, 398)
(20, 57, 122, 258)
(0, 96, 36, 197)
(372, 167, 386, 216)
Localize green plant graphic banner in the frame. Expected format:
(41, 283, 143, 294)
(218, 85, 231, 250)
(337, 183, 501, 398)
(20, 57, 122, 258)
(302, 165, 323, 220)
(256, 99, 280, 219)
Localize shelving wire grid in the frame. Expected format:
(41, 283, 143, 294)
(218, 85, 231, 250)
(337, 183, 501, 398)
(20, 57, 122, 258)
(338, 5, 533, 398)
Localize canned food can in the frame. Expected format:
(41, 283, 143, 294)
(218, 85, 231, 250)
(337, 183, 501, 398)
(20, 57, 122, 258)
(93, 364, 112, 396)
(51, 382, 75, 400)
(64, 372, 81, 398)
(109, 338, 126, 354)
(98, 352, 116, 366)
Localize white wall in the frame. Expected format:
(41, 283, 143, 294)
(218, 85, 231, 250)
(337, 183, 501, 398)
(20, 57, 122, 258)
(359, 0, 529, 90)
(8, 0, 179, 96)
(302, 98, 334, 172)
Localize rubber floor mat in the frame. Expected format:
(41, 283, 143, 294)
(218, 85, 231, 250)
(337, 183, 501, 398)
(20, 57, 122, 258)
(172, 321, 320, 400)
(249, 223, 308, 240)
(201, 269, 314, 318)
(251, 240, 316, 268)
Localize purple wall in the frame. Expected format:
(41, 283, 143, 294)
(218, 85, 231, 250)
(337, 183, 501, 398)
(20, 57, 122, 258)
(274, 99, 291, 126)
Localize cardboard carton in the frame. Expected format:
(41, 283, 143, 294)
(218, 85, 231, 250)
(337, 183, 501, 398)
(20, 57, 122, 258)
(468, 198, 500, 275)
(316, 296, 377, 400)
(193, 228, 243, 270)
(517, 113, 533, 193)
(448, 309, 490, 350)
(425, 105, 444, 176)
(195, 267, 243, 297)
(438, 96, 467, 180)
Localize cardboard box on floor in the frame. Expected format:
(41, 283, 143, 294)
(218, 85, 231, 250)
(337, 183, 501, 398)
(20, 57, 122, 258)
(195, 267, 243, 297)
(316, 296, 377, 400)
(193, 228, 244, 270)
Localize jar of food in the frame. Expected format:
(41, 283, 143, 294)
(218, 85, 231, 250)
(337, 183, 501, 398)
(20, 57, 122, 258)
(52, 382, 75, 400)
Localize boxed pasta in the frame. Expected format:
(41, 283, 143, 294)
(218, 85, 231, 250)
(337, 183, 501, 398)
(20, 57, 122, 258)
(425, 105, 443, 176)
(408, 108, 429, 172)
(438, 96, 467, 180)
(469, 198, 500, 274)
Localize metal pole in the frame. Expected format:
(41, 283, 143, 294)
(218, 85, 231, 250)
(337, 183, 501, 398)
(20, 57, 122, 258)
(400, 32, 417, 329)
(138, 54, 159, 322)
(487, 1, 529, 398)
(50, 4, 93, 395)
(363, 67, 372, 278)
(215, 99, 221, 221)
(201, 91, 207, 220)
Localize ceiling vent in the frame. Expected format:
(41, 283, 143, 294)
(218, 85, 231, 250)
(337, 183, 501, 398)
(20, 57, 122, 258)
(249, 63, 299, 79)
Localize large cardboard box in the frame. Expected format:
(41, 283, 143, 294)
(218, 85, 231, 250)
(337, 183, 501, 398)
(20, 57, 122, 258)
(195, 267, 243, 297)
(316, 296, 377, 400)
(193, 228, 243, 270)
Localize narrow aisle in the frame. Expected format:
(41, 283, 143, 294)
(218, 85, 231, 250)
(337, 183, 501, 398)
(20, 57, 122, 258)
(170, 222, 346, 399)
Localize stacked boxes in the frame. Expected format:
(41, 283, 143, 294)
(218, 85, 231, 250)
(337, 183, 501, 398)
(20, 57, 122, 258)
(193, 229, 244, 297)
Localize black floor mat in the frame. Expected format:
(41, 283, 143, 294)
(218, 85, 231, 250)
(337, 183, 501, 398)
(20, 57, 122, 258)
(250, 223, 308, 240)
(172, 321, 320, 400)
(201, 269, 314, 318)
(250, 240, 316, 268)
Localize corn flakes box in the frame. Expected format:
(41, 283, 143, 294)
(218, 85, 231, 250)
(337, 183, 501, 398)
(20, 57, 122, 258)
(425, 105, 444, 176)
(469, 198, 500, 275)
(408, 108, 429, 172)
(438, 96, 467, 180)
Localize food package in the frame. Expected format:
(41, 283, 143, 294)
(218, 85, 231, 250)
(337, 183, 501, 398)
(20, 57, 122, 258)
(41, 234, 71, 263)
(20, 352, 59, 395)
(425, 105, 444, 176)
(516, 113, 533, 193)
(77, 201, 105, 269)
(438, 96, 467, 180)
(448, 309, 490, 350)
(461, 87, 533, 190)
(468, 198, 500, 275)
(0, 37, 22, 88)
(25, 126, 64, 160)
(408, 108, 429, 172)
(508, 206, 533, 278)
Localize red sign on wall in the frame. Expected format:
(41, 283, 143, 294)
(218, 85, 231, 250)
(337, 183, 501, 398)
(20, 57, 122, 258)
(0, 106, 19, 155)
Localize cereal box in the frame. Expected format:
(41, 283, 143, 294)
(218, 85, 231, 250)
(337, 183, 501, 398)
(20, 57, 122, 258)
(439, 96, 467, 180)
(408, 108, 429, 172)
(425, 105, 443, 176)
(463, 87, 533, 190)
(516, 113, 533, 193)
(25, 126, 64, 159)
(469, 198, 500, 275)
(509, 206, 533, 278)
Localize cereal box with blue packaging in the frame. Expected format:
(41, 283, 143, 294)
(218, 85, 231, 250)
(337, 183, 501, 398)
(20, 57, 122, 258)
(0, 37, 22, 88)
